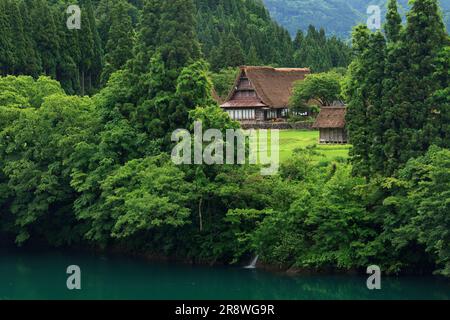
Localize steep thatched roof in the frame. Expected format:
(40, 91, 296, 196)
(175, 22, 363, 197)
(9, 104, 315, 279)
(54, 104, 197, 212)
(221, 66, 311, 109)
(313, 107, 347, 128)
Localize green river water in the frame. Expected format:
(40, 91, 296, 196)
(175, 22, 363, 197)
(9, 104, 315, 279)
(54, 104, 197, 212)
(0, 248, 449, 300)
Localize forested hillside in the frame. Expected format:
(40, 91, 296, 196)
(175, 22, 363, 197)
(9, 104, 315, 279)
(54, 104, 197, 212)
(1, 0, 448, 278)
(0, 0, 351, 96)
(197, 0, 294, 69)
(263, 0, 450, 38)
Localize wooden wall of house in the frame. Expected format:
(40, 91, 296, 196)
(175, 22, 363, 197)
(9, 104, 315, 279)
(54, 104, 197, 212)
(225, 109, 257, 121)
(319, 128, 348, 144)
(255, 109, 265, 121)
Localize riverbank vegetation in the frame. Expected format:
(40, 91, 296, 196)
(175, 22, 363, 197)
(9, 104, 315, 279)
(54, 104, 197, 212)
(0, 0, 449, 278)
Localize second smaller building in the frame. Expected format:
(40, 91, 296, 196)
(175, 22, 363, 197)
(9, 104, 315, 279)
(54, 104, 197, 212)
(313, 107, 348, 144)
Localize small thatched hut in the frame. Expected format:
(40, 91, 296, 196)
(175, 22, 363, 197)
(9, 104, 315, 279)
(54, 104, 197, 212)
(313, 107, 348, 144)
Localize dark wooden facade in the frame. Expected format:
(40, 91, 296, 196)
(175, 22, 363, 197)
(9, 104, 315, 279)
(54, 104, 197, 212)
(220, 66, 310, 124)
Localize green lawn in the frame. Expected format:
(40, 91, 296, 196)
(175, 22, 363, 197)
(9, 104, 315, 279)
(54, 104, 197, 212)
(278, 130, 351, 162)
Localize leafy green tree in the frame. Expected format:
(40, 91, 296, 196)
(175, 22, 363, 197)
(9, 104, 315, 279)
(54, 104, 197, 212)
(164, 59, 216, 139)
(293, 25, 349, 72)
(0, 75, 65, 109)
(290, 71, 343, 114)
(77, 0, 95, 95)
(300, 165, 373, 269)
(363, 32, 386, 174)
(81, 155, 193, 242)
(293, 30, 304, 50)
(427, 46, 450, 148)
(0, 79, 96, 245)
(53, 1, 81, 95)
(345, 29, 386, 177)
(384, 146, 450, 276)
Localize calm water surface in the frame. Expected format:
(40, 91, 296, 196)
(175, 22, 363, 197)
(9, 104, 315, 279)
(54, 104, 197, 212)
(0, 248, 449, 300)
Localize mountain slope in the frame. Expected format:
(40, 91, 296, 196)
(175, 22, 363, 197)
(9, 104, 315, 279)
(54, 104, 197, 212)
(263, 0, 450, 38)
(195, 0, 295, 69)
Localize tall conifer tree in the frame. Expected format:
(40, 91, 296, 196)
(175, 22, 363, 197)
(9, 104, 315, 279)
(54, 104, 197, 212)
(384, 0, 448, 173)
(0, 0, 15, 75)
(385, 0, 402, 43)
(100, 0, 134, 86)
(18, 0, 41, 76)
(30, 0, 60, 78)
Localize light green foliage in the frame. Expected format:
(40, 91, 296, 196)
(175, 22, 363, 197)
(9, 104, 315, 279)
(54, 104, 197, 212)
(290, 71, 343, 112)
(251, 156, 377, 270)
(384, 147, 450, 276)
(0, 76, 64, 108)
(0, 79, 96, 245)
(84, 156, 193, 240)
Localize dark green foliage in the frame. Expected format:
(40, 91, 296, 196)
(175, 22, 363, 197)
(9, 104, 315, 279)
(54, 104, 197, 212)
(383, 146, 450, 276)
(345, 27, 386, 177)
(210, 34, 245, 71)
(0, 0, 448, 280)
(100, 0, 134, 85)
(0, 0, 16, 75)
(17, 1, 42, 76)
(7, 0, 28, 75)
(385, 0, 402, 42)
(197, 0, 295, 71)
(347, 0, 449, 176)
(0, 0, 351, 95)
(158, 0, 201, 72)
(0, 0, 104, 94)
(31, 0, 60, 78)
(294, 25, 352, 72)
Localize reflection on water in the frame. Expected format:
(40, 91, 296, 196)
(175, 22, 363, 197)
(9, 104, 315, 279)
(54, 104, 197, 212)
(0, 248, 449, 300)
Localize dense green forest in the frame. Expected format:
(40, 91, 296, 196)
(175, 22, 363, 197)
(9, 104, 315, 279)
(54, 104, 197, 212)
(0, 0, 449, 278)
(0, 0, 351, 96)
(263, 0, 450, 38)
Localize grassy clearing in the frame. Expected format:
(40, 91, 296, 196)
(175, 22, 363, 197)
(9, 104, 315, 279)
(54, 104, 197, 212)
(278, 130, 351, 163)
